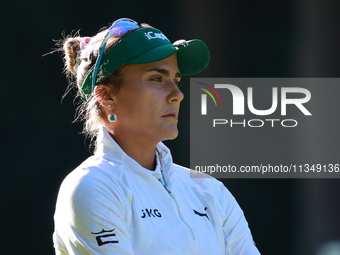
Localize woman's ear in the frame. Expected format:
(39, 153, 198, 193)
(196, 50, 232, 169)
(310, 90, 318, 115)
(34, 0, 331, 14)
(94, 85, 115, 110)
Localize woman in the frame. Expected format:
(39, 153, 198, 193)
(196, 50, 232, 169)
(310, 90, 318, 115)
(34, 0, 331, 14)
(53, 18, 260, 254)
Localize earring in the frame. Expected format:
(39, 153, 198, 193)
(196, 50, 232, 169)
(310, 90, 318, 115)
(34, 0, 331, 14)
(108, 105, 117, 122)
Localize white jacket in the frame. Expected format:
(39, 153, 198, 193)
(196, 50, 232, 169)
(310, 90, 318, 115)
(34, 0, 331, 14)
(53, 127, 260, 255)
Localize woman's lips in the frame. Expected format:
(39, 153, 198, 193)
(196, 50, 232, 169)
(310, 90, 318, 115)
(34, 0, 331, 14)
(162, 112, 178, 119)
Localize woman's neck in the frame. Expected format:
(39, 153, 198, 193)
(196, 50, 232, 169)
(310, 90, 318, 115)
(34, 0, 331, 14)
(109, 132, 158, 171)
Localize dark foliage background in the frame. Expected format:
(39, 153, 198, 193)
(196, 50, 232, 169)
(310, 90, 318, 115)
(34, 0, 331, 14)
(2, 1, 340, 254)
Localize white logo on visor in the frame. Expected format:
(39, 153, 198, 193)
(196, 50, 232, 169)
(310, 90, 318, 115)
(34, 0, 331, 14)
(144, 32, 169, 41)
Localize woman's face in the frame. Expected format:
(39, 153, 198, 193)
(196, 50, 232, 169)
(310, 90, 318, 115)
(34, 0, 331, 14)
(111, 54, 184, 144)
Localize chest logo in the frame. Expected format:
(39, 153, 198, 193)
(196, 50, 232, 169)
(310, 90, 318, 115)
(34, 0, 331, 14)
(141, 209, 162, 218)
(193, 207, 210, 220)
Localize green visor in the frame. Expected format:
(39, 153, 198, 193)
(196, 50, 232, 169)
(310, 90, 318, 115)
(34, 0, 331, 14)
(80, 27, 210, 100)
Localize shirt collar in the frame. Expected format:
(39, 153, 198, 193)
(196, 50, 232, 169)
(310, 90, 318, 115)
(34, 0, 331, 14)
(95, 126, 174, 182)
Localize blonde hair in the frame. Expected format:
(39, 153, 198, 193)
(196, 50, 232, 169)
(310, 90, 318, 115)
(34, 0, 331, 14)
(61, 23, 151, 143)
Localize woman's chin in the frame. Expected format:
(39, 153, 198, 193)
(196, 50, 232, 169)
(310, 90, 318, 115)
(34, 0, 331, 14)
(160, 128, 179, 141)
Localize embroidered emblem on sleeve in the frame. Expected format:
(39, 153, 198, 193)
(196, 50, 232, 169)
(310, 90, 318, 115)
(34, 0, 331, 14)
(91, 228, 119, 246)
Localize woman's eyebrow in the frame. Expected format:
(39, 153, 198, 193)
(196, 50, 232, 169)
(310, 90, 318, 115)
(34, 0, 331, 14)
(145, 68, 182, 78)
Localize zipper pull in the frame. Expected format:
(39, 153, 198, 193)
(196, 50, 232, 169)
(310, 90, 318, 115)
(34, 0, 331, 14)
(170, 192, 176, 199)
(158, 178, 175, 198)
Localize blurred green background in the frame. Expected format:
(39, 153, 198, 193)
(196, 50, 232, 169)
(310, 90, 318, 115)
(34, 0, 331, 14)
(2, 0, 340, 254)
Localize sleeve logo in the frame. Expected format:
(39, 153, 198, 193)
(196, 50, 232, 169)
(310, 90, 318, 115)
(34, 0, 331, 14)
(91, 228, 119, 246)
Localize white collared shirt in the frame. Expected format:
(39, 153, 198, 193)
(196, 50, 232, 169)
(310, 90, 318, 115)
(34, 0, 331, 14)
(53, 127, 260, 255)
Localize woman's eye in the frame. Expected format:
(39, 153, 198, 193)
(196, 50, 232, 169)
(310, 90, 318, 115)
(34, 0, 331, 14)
(150, 76, 162, 82)
(175, 80, 181, 87)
